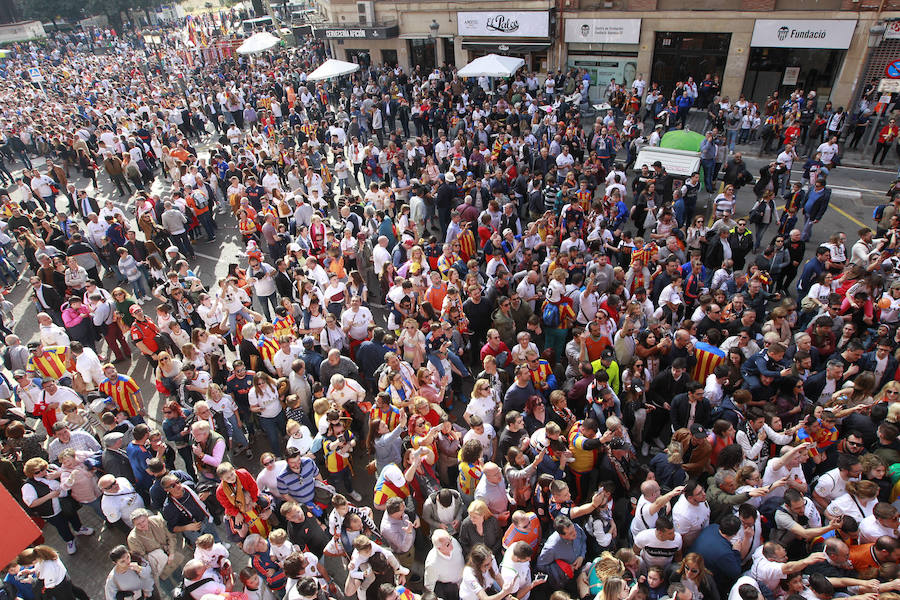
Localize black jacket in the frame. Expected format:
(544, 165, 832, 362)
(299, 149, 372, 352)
(33, 284, 63, 313)
(669, 393, 712, 431)
(723, 159, 753, 189)
(802, 369, 838, 405)
(859, 351, 899, 392)
(647, 369, 689, 409)
(102, 448, 137, 484)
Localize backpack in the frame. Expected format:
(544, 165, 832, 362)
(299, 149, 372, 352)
(542, 301, 561, 328)
(174, 578, 214, 600)
(193, 191, 209, 210)
(873, 203, 889, 222)
(757, 495, 784, 539)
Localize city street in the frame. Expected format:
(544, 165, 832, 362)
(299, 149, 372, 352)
(4, 130, 891, 597)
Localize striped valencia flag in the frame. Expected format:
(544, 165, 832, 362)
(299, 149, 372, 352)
(691, 341, 725, 383)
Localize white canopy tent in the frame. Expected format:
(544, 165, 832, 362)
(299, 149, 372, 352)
(306, 59, 361, 81)
(456, 53, 525, 78)
(236, 31, 281, 55)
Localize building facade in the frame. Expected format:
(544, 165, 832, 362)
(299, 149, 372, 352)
(308, 0, 900, 107)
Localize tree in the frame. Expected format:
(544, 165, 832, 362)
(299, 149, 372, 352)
(83, 0, 128, 30)
(19, 0, 85, 28)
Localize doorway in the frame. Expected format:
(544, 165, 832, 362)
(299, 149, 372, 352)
(408, 39, 436, 71)
(651, 32, 731, 95)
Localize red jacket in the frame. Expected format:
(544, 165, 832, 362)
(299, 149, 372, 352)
(215, 468, 260, 517)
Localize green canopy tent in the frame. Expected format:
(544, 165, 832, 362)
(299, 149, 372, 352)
(659, 129, 708, 184)
(660, 130, 704, 152)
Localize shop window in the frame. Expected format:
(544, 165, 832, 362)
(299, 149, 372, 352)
(408, 38, 436, 71)
(742, 47, 845, 105)
(774, 0, 842, 9)
(658, 0, 741, 8)
(443, 38, 455, 68)
(382, 49, 398, 67)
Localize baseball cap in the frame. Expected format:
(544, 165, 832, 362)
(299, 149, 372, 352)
(690, 424, 707, 438)
(129, 305, 142, 315)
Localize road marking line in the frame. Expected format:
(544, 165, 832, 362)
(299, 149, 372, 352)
(767, 204, 866, 229)
(830, 205, 866, 228)
(828, 185, 884, 194)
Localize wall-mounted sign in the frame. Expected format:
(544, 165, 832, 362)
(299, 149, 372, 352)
(457, 11, 550, 38)
(782, 66, 800, 85)
(879, 78, 900, 92)
(565, 19, 641, 44)
(884, 21, 900, 39)
(313, 24, 399, 39)
(887, 60, 900, 79)
(750, 19, 856, 49)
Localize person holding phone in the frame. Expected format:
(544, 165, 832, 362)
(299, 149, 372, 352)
(500, 541, 546, 600)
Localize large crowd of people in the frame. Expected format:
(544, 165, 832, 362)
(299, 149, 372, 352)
(1, 15, 900, 600)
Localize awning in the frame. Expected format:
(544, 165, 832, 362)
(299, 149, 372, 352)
(236, 31, 281, 54)
(457, 54, 525, 78)
(461, 40, 551, 53)
(306, 58, 361, 81)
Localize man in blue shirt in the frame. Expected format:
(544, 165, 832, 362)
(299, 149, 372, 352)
(536, 515, 588, 592)
(689, 514, 745, 592)
(801, 177, 831, 241)
(797, 245, 831, 299)
(126, 423, 155, 497)
(699, 132, 719, 193)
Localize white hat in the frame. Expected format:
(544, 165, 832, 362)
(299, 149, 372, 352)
(445, 172, 456, 183)
(547, 285, 562, 304)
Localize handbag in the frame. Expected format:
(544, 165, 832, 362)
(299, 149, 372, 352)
(748, 200, 764, 224)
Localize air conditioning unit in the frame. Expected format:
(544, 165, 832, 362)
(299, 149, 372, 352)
(356, 1, 374, 25)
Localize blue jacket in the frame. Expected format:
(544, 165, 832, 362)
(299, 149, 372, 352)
(740, 348, 787, 380)
(689, 525, 743, 592)
(126, 441, 154, 491)
(803, 187, 831, 221)
(797, 256, 826, 297)
(676, 95, 694, 112)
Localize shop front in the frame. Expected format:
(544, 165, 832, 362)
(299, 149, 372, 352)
(565, 18, 641, 103)
(314, 23, 400, 68)
(742, 19, 856, 104)
(456, 11, 552, 73)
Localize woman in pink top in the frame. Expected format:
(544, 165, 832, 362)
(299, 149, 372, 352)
(58, 448, 103, 519)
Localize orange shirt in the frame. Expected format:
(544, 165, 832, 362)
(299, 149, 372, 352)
(849, 543, 879, 576)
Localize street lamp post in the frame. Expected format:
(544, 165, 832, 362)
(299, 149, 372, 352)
(429, 19, 441, 70)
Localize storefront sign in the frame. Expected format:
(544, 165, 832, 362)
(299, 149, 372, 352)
(750, 19, 856, 49)
(457, 11, 550, 38)
(884, 21, 900, 39)
(564, 19, 641, 44)
(314, 23, 399, 39)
